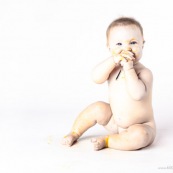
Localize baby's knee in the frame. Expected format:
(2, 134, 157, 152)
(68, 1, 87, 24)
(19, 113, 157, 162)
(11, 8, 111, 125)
(93, 101, 108, 112)
(129, 125, 152, 148)
(92, 101, 112, 125)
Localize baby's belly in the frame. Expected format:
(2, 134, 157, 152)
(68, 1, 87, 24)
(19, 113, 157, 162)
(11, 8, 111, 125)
(109, 84, 153, 129)
(111, 102, 152, 129)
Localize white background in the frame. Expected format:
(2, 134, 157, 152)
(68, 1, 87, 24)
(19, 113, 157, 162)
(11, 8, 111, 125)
(1, 0, 173, 172)
(0, 0, 173, 127)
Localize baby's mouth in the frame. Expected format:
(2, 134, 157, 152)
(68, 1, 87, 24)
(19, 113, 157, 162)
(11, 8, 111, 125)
(132, 52, 136, 59)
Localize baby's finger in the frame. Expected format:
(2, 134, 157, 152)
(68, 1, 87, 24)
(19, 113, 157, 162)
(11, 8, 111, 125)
(121, 50, 135, 59)
(118, 55, 124, 61)
(113, 55, 124, 64)
(120, 58, 127, 66)
(121, 53, 135, 61)
(121, 50, 134, 56)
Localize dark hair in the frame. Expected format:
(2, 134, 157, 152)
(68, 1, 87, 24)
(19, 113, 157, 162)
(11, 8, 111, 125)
(106, 17, 143, 40)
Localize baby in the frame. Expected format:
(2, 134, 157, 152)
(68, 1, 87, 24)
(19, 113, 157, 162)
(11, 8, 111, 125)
(62, 17, 156, 151)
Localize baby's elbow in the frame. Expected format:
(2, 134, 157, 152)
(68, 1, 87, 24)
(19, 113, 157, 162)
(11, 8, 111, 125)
(131, 92, 146, 101)
(133, 95, 144, 101)
(92, 76, 105, 84)
(91, 72, 105, 84)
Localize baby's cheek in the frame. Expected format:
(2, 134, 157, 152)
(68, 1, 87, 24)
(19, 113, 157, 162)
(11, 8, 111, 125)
(132, 47, 138, 54)
(132, 47, 141, 57)
(112, 48, 122, 55)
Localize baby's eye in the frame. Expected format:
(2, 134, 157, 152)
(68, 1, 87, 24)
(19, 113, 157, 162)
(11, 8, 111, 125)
(116, 42, 122, 46)
(130, 41, 137, 45)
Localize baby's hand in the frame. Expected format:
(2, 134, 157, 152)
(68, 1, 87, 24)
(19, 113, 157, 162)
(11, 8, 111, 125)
(112, 50, 135, 68)
(112, 54, 124, 65)
(112, 50, 124, 65)
(121, 60, 134, 71)
(119, 50, 135, 70)
(120, 50, 135, 62)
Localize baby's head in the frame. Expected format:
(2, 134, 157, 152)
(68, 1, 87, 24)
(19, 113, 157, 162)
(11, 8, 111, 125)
(106, 17, 145, 62)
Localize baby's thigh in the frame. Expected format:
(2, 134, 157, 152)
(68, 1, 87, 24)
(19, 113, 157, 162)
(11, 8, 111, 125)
(127, 123, 156, 146)
(103, 115, 118, 134)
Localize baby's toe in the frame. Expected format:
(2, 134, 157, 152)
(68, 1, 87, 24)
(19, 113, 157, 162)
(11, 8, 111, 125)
(61, 136, 72, 146)
(91, 138, 100, 150)
(91, 138, 97, 143)
(61, 138, 69, 145)
(94, 142, 101, 150)
(91, 137, 106, 150)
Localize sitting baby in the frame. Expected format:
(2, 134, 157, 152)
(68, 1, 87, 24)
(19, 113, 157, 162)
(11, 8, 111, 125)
(61, 17, 156, 151)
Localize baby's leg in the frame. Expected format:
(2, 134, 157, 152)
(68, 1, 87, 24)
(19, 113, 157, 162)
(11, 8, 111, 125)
(91, 123, 155, 151)
(61, 101, 112, 146)
(91, 115, 118, 150)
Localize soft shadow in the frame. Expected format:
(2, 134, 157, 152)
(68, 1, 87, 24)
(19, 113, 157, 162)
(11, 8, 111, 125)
(77, 135, 100, 142)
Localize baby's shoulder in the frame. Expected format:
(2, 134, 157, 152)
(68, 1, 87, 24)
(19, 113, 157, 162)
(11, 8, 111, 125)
(135, 63, 152, 75)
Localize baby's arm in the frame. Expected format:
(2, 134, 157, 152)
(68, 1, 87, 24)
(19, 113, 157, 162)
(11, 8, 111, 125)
(123, 62, 153, 100)
(92, 56, 119, 84)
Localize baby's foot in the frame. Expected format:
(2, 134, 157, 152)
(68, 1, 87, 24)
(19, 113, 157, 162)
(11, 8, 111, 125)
(61, 132, 79, 147)
(91, 137, 107, 151)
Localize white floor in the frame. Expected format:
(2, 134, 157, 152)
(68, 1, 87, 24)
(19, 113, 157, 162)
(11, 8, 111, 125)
(0, 108, 173, 173)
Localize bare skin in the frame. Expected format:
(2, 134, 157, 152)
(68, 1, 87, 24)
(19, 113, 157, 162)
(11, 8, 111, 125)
(61, 24, 156, 151)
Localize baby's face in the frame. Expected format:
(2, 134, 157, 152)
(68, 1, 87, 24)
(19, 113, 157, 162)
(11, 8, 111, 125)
(107, 25, 144, 62)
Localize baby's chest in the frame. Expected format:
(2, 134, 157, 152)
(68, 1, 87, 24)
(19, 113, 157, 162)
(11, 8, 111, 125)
(108, 70, 130, 97)
(108, 82, 130, 104)
(109, 73, 127, 91)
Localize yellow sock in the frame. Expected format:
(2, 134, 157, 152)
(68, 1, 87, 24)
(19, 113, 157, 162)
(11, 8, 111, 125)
(63, 131, 79, 138)
(71, 131, 79, 136)
(105, 136, 109, 148)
